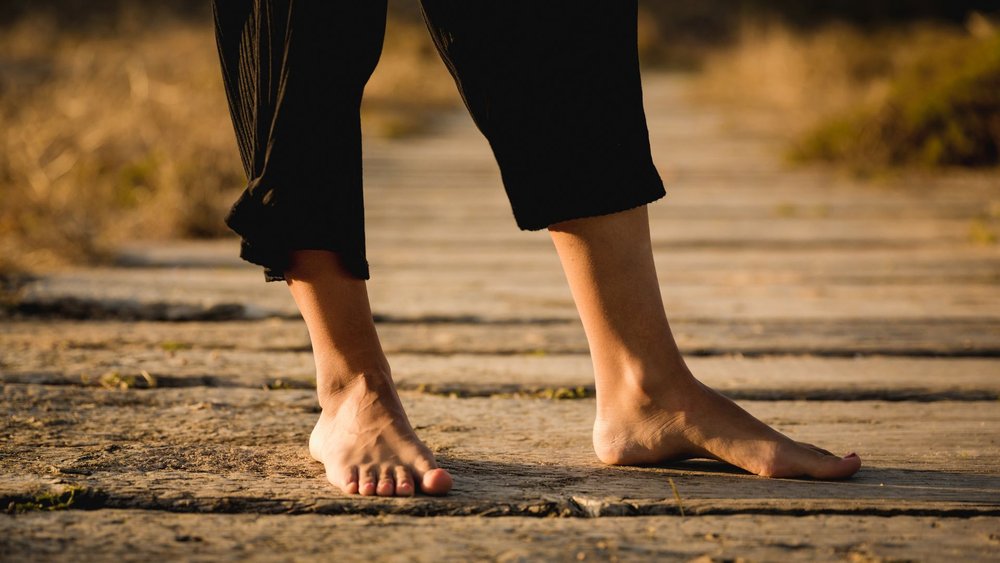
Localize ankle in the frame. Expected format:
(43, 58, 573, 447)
(593, 356, 697, 414)
(316, 367, 395, 411)
(594, 352, 693, 390)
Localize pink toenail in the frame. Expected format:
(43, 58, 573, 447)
(845, 452, 858, 458)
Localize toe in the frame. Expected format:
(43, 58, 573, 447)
(413, 457, 453, 496)
(359, 466, 378, 496)
(420, 468, 453, 495)
(338, 466, 360, 495)
(805, 450, 862, 480)
(837, 452, 863, 477)
(376, 467, 395, 497)
(394, 466, 415, 497)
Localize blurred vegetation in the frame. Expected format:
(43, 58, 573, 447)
(636, 0, 999, 66)
(698, 13, 1000, 172)
(0, 10, 242, 273)
(793, 21, 1000, 169)
(0, 1, 455, 275)
(1, 0, 998, 275)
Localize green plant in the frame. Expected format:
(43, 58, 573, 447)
(6, 486, 85, 513)
(793, 26, 1000, 169)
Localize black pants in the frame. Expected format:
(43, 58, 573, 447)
(213, 1, 665, 281)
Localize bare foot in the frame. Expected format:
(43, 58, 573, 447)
(309, 371, 453, 496)
(593, 374, 861, 479)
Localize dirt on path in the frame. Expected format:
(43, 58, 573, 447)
(2, 74, 999, 562)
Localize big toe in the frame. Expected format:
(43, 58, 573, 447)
(807, 452, 862, 480)
(420, 468, 453, 495)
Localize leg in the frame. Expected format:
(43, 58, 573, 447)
(549, 206, 861, 479)
(214, 2, 450, 495)
(286, 250, 452, 496)
(420, 2, 858, 479)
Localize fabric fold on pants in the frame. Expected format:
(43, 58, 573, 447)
(213, 0, 665, 282)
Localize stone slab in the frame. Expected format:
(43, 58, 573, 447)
(3, 385, 998, 516)
(3, 318, 997, 358)
(3, 351, 999, 401)
(12, 243, 999, 322)
(2, 511, 999, 562)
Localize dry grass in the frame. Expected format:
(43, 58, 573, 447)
(793, 20, 1000, 169)
(0, 16, 239, 273)
(697, 22, 904, 130)
(695, 15, 1000, 171)
(13, 6, 994, 278)
(0, 12, 456, 276)
(364, 16, 461, 129)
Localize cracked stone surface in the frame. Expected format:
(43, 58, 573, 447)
(3, 512, 1000, 562)
(3, 74, 999, 561)
(3, 386, 998, 516)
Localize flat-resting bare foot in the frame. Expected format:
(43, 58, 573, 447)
(593, 374, 862, 479)
(548, 206, 860, 480)
(309, 371, 453, 497)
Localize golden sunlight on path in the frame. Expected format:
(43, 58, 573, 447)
(3, 75, 999, 562)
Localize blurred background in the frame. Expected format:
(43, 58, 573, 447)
(1, 0, 998, 277)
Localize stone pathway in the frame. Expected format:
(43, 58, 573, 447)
(3, 75, 999, 561)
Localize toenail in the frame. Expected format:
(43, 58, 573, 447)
(845, 452, 858, 458)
